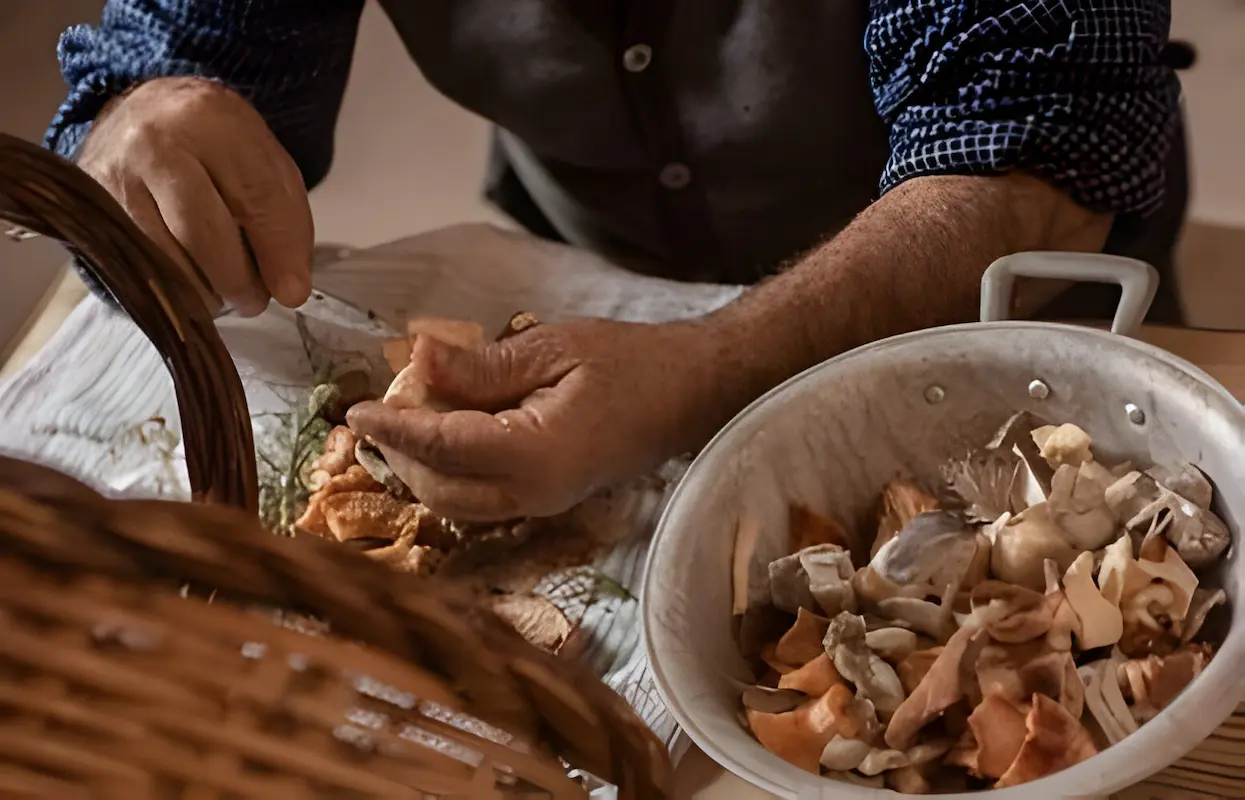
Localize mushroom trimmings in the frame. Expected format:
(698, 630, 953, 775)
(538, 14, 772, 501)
(734, 415, 1230, 793)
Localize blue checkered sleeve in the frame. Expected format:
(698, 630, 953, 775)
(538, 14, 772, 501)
(45, 0, 364, 189)
(866, 0, 1181, 215)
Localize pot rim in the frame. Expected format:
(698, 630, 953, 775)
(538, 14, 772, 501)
(643, 319, 1245, 799)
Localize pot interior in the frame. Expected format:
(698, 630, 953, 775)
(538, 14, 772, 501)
(646, 322, 1245, 799)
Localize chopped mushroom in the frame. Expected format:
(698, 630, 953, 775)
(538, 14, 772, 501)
(970, 581, 1053, 644)
(858, 747, 910, 776)
(897, 647, 942, 696)
(1104, 471, 1161, 524)
(1031, 423, 1094, 468)
(1062, 551, 1124, 650)
(942, 450, 1020, 524)
(775, 608, 831, 666)
(819, 735, 873, 772)
(976, 644, 1084, 720)
(777, 653, 841, 696)
(768, 550, 819, 615)
(990, 505, 1079, 590)
(875, 588, 958, 643)
(994, 694, 1098, 788)
(769, 543, 858, 616)
(1078, 657, 1137, 746)
(1126, 487, 1231, 570)
(1177, 588, 1226, 644)
(1047, 461, 1119, 550)
(1148, 462, 1214, 510)
(800, 545, 858, 617)
(885, 613, 996, 750)
(1044, 559, 1082, 652)
(1134, 536, 1199, 621)
(1097, 535, 1150, 608)
(988, 411, 1055, 510)
(823, 613, 906, 717)
(873, 478, 941, 557)
(955, 694, 1030, 779)
(1117, 645, 1212, 722)
(742, 686, 806, 715)
(746, 683, 863, 773)
(871, 511, 981, 596)
(864, 628, 919, 662)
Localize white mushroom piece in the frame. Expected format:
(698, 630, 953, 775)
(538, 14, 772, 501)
(375, 319, 486, 495)
(871, 510, 987, 596)
(864, 627, 919, 662)
(1030, 422, 1095, 468)
(1061, 551, 1124, 650)
(1046, 460, 1119, 550)
(823, 613, 906, 717)
(874, 581, 959, 643)
(1078, 649, 1138, 746)
(768, 544, 858, 617)
(989, 505, 1079, 591)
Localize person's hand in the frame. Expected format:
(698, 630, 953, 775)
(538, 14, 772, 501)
(346, 319, 727, 521)
(76, 77, 314, 316)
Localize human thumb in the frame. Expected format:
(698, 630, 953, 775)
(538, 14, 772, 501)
(411, 333, 565, 412)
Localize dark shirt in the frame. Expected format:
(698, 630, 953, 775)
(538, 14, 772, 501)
(46, 1, 1187, 320)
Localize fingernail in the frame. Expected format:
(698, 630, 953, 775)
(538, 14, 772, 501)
(277, 274, 311, 308)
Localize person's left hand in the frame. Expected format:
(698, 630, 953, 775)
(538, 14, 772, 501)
(346, 318, 725, 521)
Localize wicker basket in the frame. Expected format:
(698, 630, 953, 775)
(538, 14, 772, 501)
(0, 134, 672, 798)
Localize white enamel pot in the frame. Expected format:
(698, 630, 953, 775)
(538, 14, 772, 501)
(643, 252, 1245, 799)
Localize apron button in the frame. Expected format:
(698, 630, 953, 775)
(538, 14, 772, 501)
(623, 44, 653, 73)
(659, 162, 692, 190)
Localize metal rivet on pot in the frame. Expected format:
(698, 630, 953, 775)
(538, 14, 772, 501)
(1125, 403, 1146, 425)
(924, 385, 946, 404)
(1028, 379, 1050, 400)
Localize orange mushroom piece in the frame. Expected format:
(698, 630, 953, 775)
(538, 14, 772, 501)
(746, 683, 863, 774)
(995, 694, 1098, 788)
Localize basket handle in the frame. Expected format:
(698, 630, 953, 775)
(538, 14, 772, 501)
(0, 134, 257, 511)
(979, 252, 1160, 336)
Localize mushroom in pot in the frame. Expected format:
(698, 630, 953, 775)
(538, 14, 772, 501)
(873, 478, 940, 557)
(871, 510, 983, 596)
(1031, 423, 1094, 468)
(823, 613, 906, 717)
(990, 506, 1079, 591)
(1047, 460, 1119, 550)
(994, 694, 1098, 788)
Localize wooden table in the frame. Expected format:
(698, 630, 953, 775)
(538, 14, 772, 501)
(672, 325, 1245, 800)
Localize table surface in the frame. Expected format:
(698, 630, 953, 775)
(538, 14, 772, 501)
(672, 323, 1245, 799)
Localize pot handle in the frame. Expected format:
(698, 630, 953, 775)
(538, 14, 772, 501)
(979, 252, 1160, 336)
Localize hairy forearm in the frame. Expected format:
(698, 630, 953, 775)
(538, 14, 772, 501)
(688, 173, 1111, 445)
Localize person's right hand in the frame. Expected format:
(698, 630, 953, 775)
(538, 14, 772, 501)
(76, 77, 314, 316)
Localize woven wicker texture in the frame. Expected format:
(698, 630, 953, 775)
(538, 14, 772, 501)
(0, 134, 255, 511)
(0, 133, 672, 798)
